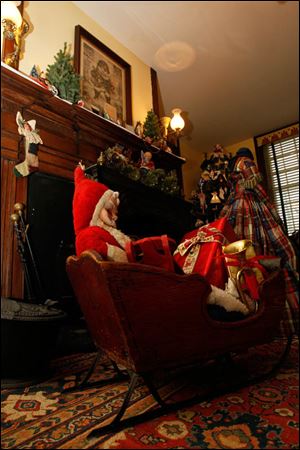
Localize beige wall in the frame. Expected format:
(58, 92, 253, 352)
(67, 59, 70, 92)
(20, 1, 152, 125)
(180, 141, 203, 200)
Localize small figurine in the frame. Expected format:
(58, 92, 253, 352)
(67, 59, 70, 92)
(39, 71, 47, 85)
(14, 112, 43, 177)
(113, 143, 128, 161)
(160, 140, 173, 153)
(140, 150, 155, 172)
(200, 170, 210, 181)
(144, 136, 153, 145)
(30, 65, 39, 79)
(29, 65, 58, 95)
(134, 121, 143, 137)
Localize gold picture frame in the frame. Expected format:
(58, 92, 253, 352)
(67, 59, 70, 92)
(74, 25, 132, 125)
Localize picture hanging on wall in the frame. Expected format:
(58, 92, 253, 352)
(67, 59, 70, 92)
(74, 25, 132, 125)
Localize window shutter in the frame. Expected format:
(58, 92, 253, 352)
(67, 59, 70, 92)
(263, 135, 299, 235)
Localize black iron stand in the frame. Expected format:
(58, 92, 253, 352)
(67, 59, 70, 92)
(11, 202, 46, 303)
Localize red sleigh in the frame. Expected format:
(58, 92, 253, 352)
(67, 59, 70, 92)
(66, 249, 292, 438)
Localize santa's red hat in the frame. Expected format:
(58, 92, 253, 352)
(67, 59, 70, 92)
(73, 166, 114, 235)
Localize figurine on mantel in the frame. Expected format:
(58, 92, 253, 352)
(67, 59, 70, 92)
(160, 140, 173, 153)
(139, 150, 155, 172)
(104, 144, 129, 171)
(134, 121, 143, 138)
(29, 65, 58, 95)
(14, 112, 43, 178)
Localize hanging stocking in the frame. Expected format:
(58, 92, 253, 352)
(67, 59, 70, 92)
(14, 111, 43, 178)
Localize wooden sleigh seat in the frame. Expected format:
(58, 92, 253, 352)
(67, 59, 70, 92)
(66, 249, 292, 438)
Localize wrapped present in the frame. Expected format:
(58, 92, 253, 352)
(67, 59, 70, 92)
(222, 239, 280, 303)
(126, 235, 177, 272)
(222, 240, 264, 285)
(173, 218, 238, 289)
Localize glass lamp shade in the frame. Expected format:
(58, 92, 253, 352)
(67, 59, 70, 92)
(170, 108, 185, 133)
(1, 1, 23, 28)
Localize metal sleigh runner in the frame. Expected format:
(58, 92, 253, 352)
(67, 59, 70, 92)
(65, 245, 293, 438)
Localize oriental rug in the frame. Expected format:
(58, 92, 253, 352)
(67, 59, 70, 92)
(1, 337, 298, 449)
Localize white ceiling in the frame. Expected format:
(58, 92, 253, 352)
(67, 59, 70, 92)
(73, 1, 299, 151)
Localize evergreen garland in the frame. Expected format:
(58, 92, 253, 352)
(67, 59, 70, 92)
(161, 174, 180, 196)
(103, 146, 180, 196)
(46, 43, 81, 103)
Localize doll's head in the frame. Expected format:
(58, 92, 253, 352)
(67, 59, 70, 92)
(97, 191, 120, 228)
(143, 151, 152, 163)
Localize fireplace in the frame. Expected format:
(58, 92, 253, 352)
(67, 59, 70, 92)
(26, 172, 78, 314)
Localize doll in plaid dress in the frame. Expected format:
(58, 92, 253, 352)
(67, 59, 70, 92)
(219, 148, 299, 335)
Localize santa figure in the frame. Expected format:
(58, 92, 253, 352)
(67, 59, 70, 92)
(73, 162, 131, 262)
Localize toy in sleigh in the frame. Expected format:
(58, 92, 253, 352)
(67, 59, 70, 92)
(65, 238, 292, 439)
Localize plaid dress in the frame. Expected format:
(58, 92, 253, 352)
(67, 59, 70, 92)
(219, 156, 299, 336)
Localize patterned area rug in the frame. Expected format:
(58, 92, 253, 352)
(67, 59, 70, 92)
(1, 338, 298, 449)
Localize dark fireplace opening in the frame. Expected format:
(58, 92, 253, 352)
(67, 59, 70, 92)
(27, 172, 80, 317)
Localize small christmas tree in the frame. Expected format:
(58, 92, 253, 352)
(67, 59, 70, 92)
(143, 110, 161, 142)
(46, 43, 80, 103)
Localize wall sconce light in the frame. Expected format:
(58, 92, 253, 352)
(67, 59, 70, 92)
(1, 1, 29, 69)
(160, 108, 185, 156)
(170, 108, 185, 135)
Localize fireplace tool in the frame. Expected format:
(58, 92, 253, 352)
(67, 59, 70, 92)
(11, 202, 46, 303)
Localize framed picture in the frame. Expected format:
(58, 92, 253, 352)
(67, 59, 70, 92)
(74, 25, 132, 125)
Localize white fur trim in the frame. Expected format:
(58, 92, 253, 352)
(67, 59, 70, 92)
(225, 278, 240, 298)
(107, 244, 129, 262)
(207, 284, 249, 315)
(90, 190, 114, 226)
(101, 223, 131, 249)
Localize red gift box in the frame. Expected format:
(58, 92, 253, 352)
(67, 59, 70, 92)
(173, 218, 238, 288)
(126, 235, 177, 272)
